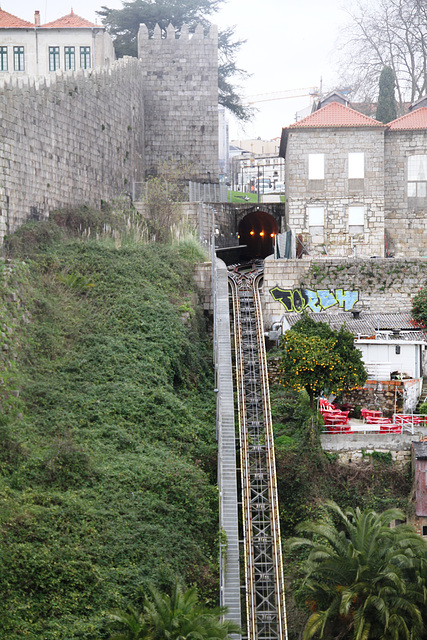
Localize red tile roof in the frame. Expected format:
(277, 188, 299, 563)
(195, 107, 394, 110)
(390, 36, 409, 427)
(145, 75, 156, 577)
(289, 101, 386, 129)
(387, 108, 427, 130)
(0, 8, 34, 28)
(41, 10, 97, 29)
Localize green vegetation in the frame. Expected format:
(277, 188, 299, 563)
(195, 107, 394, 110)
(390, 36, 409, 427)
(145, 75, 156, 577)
(412, 286, 427, 328)
(278, 315, 367, 408)
(288, 501, 427, 640)
(376, 66, 397, 124)
(0, 210, 218, 639)
(106, 581, 239, 640)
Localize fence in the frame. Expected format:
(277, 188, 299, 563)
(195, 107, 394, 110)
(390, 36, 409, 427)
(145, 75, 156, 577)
(132, 180, 228, 203)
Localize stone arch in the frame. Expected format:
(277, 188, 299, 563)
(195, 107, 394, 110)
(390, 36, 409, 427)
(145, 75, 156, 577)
(238, 210, 279, 259)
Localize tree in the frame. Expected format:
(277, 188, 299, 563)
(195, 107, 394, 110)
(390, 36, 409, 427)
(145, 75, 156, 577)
(97, 0, 251, 121)
(411, 287, 427, 328)
(338, 0, 427, 113)
(107, 581, 240, 640)
(288, 500, 427, 640)
(376, 65, 397, 123)
(278, 315, 367, 409)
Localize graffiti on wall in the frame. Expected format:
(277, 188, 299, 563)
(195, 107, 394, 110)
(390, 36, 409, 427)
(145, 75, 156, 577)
(270, 287, 359, 313)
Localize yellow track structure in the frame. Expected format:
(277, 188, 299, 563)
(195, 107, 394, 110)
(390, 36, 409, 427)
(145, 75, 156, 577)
(229, 263, 287, 640)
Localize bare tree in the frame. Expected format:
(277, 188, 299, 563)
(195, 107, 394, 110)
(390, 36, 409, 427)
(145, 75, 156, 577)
(338, 0, 427, 113)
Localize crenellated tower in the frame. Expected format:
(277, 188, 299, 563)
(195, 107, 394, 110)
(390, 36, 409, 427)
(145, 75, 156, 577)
(138, 23, 219, 182)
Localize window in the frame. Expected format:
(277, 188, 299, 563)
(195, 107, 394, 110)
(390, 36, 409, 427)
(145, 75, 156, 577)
(408, 155, 427, 197)
(307, 206, 324, 235)
(64, 46, 75, 71)
(348, 205, 364, 234)
(80, 46, 91, 69)
(0, 47, 7, 71)
(423, 525, 427, 536)
(49, 46, 60, 71)
(308, 154, 324, 180)
(13, 46, 24, 71)
(348, 152, 364, 179)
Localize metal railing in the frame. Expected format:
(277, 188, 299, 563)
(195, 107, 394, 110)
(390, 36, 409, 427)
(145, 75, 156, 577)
(132, 180, 228, 203)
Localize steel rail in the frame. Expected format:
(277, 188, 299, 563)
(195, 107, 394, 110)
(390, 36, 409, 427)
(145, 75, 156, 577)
(230, 278, 257, 640)
(228, 263, 288, 640)
(253, 275, 288, 640)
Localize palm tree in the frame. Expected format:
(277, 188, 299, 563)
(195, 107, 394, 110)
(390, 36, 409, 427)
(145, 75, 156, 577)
(107, 603, 148, 640)
(288, 500, 427, 640)
(107, 581, 240, 640)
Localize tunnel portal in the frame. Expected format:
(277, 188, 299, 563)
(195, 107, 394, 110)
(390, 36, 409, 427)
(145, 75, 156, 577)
(238, 210, 279, 259)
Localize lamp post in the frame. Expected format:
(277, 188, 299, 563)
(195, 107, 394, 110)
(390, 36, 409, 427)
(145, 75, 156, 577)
(257, 164, 260, 203)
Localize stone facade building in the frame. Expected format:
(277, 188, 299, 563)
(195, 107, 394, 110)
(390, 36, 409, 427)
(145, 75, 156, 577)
(0, 8, 115, 77)
(280, 100, 427, 259)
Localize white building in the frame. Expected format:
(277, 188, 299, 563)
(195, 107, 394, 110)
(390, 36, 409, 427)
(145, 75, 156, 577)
(0, 8, 114, 79)
(229, 137, 285, 193)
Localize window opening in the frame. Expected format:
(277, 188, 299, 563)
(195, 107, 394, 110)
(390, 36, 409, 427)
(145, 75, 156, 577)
(0, 46, 8, 71)
(13, 46, 24, 71)
(308, 154, 324, 180)
(49, 46, 60, 71)
(64, 46, 75, 71)
(80, 46, 91, 69)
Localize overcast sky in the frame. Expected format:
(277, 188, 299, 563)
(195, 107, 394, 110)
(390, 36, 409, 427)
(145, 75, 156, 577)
(8, 0, 349, 140)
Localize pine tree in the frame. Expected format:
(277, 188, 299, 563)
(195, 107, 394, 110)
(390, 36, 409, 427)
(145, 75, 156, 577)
(376, 66, 397, 123)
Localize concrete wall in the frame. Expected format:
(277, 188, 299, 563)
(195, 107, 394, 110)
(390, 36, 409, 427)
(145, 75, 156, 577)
(138, 23, 218, 182)
(385, 130, 427, 258)
(321, 432, 416, 467)
(261, 257, 427, 328)
(0, 57, 145, 242)
(285, 128, 385, 258)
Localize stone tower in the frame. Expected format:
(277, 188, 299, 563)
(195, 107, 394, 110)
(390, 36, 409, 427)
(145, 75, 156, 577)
(138, 22, 219, 182)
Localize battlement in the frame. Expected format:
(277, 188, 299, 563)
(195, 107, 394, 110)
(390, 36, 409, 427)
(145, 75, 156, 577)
(138, 22, 218, 44)
(0, 56, 141, 93)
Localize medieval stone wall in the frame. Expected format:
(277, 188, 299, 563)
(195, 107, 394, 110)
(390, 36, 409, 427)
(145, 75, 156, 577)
(285, 128, 385, 258)
(384, 130, 427, 258)
(138, 24, 218, 182)
(0, 57, 145, 243)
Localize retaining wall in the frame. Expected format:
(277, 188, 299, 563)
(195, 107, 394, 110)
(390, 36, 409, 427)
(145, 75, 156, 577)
(262, 256, 427, 328)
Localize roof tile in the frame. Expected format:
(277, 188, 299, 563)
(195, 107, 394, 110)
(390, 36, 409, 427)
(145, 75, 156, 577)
(0, 8, 34, 28)
(41, 11, 97, 29)
(289, 101, 386, 129)
(387, 107, 427, 130)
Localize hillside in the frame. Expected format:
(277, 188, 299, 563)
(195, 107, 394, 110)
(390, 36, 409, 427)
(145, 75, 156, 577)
(0, 211, 218, 639)
(0, 209, 414, 640)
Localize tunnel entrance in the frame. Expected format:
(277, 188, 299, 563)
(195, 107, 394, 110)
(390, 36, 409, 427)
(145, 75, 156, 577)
(238, 210, 279, 259)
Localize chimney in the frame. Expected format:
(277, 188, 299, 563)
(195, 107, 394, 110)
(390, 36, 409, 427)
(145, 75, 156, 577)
(34, 10, 40, 26)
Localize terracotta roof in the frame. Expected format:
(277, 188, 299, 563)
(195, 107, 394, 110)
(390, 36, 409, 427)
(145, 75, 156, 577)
(41, 10, 97, 29)
(289, 101, 386, 129)
(0, 8, 34, 28)
(387, 107, 427, 130)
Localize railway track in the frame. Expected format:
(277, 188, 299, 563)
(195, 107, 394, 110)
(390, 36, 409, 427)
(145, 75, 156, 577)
(228, 262, 287, 640)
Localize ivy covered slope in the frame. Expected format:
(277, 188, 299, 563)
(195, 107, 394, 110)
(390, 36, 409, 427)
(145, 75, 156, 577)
(0, 212, 218, 639)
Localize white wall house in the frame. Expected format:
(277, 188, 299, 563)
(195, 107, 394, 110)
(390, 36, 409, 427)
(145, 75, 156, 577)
(356, 338, 424, 381)
(0, 8, 114, 79)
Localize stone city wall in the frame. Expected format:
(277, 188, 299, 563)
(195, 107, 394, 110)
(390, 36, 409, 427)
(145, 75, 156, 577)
(384, 130, 427, 258)
(0, 57, 145, 244)
(261, 256, 427, 328)
(285, 128, 385, 258)
(138, 24, 218, 182)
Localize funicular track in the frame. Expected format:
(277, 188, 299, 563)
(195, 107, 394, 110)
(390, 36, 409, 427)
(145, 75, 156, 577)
(228, 263, 287, 640)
